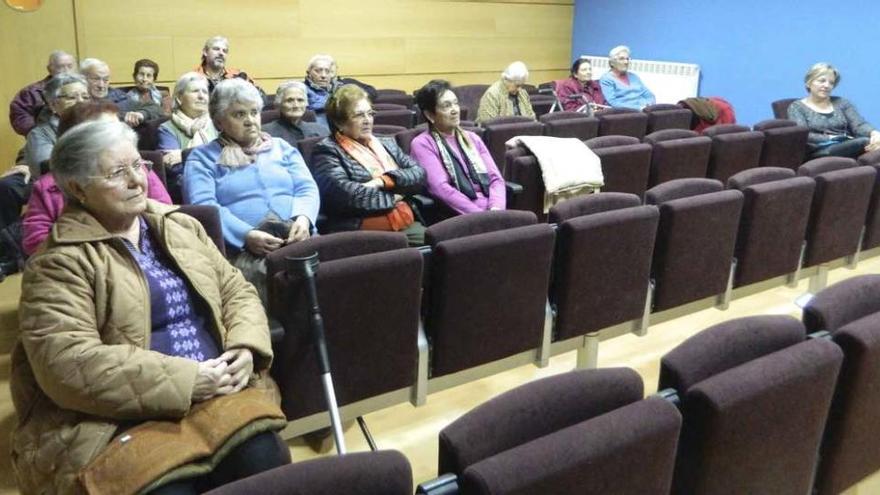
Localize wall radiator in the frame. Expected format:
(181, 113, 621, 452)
(583, 56, 701, 105)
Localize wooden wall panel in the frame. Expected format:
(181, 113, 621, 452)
(1, 0, 572, 169)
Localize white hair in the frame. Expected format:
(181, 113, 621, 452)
(44, 73, 88, 103)
(609, 45, 631, 59)
(79, 58, 108, 74)
(172, 72, 209, 111)
(48, 50, 74, 66)
(209, 78, 264, 122)
(275, 80, 308, 103)
(307, 54, 335, 72)
(502, 61, 529, 81)
(51, 120, 138, 198)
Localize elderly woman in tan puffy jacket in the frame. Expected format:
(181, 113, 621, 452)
(11, 120, 290, 495)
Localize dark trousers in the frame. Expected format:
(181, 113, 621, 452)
(147, 431, 291, 494)
(0, 173, 29, 231)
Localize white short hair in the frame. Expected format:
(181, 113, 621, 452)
(307, 54, 335, 72)
(80, 58, 108, 74)
(502, 61, 529, 81)
(609, 45, 631, 59)
(48, 50, 74, 66)
(172, 72, 209, 111)
(209, 78, 264, 122)
(275, 80, 308, 102)
(51, 120, 138, 198)
(203, 35, 229, 51)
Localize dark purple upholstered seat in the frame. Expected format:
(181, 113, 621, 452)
(529, 93, 556, 118)
(754, 119, 809, 170)
(423, 211, 554, 378)
(643, 129, 712, 187)
(501, 146, 546, 221)
(265, 231, 422, 421)
(373, 107, 415, 128)
(549, 193, 658, 338)
(797, 157, 876, 266)
(176, 204, 226, 256)
(702, 123, 765, 182)
(539, 111, 599, 140)
(139, 149, 165, 186)
(204, 450, 413, 495)
(858, 157, 880, 250)
(439, 368, 680, 495)
(803, 275, 880, 494)
(260, 109, 280, 125)
(135, 117, 169, 151)
(646, 178, 743, 311)
(595, 107, 649, 139)
(584, 135, 652, 200)
(296, 135, 325, 168)
(727, 167, 815, 287)
(644, 103, 693, 134)
(375, 89, 414, 108)
(481, 119, 545, 182)
(370, 124, 407, 136)
(452, 84, 490, 122)
(659, 315, 842, 495)
(771, 98, 798, 120)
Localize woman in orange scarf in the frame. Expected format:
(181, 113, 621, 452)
(311, 84, 428, 245)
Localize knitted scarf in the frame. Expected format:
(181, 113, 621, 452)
(431, 128, 489, 199)
(171, 110, 213, 149)
(217, 133, 273, 167)
(335, 132, 399, 177)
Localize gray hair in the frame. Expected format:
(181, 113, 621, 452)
(804, 62, 840, 92)
(209, 78, 264, 122)
(275, 80, 308, 103)
(48, 50, 74, 66)
(502, 61, 529, 82)
(44, 73, 88, 103)
(609, 45, 631, 59)
(51, 120, 138, 198)
(203, 35, 229, 51)
(172, 72, 209, 111)
(307, 54, 335, 72)
(79, 57, 108, 75)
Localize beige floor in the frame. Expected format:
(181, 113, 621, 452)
(1, 257, 879, 494)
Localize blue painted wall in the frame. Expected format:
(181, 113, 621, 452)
(572, 0, 879, 127)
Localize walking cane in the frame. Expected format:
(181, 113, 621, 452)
(286, 253, 347, 455)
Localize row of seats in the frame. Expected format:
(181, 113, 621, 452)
(209, 273, 880, 494)
(225, 156, 877, 438)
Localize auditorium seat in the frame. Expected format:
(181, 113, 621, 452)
(176, 204, 226, 256)
(266, 232, 423, 431)
(548, 193, 658, 366)
(528, 93, 556, 118)
(646, 178, 743, 312)
(423, 211, 554, 378)
(754, 119, 809, 170)
(727, 167, 814, 288)
(135, 117, 168, 151)
(375, 88, 414, 108)
(584, 135, 652, 200)
(702, 123, 765, 183)
(643, 103, 692, 134)
(452, 84, 490, 122)
(858, 155, 880, 250)
(501, 145, 546, 220)
(427, 368, 680, 495)
(595, 107, 649, 139)
(296, 136, 325, 168)
(370, 124, 407, 136)
(797, 157, 875, 269)
(803, 275, 880, 495)
(260, 109, 280, 125)
(481, 117, 544, 172)
(539, 111, 599, 140)
(771, 98, 798, 119)
(643, 129, 712, 187)
(139, 149, 165, 186)
(205, 450, 413, 495)
(372, 103, 415, 128)
(659, 315, 843, 495)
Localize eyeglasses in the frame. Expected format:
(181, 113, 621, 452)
(88, 159, 150, 185)
(350, 110, 376, 121)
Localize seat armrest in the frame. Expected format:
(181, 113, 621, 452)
(416, 474, 460, 495)
(505, 180, 524, 196)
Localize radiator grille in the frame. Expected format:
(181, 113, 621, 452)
(583, 56, 701, 104)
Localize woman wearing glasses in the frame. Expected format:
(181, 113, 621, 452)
(183, 78, 319, 300)
(12, 120, 289, 494)
(310, 84, 428, 244)
(411, 79, 506, 217)
(21, 100, 172, 256)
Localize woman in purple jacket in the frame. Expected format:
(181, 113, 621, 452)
(410, 80, 506, 216)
